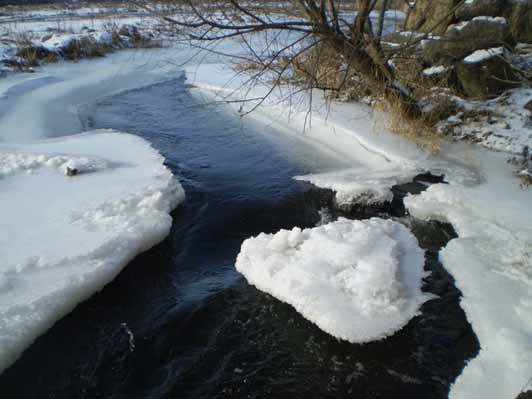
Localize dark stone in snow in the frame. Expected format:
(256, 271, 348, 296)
(516, 390, 532, 399)
(65, 166, 78, 177)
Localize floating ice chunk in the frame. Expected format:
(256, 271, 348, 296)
(295, 167, 418, 206)
(236, 218, 430, 343)
(0, 130, 185, 374)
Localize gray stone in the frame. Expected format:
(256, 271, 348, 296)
(405, 0, 457, 35)
(457, 48, 521, 98)
(507, 1, 532, 43)
(455, 0, 503, 21)
(65, 166, 78, 177)
(424, 16, 511, 63)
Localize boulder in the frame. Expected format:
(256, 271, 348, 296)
(506, 1, 532, 43)
(456, 47, 521, 98)
(455, 0, 503, 21)
(423, 16, 511, 63)
(405, 0, 457, 35)
(422, 64, 458, 87)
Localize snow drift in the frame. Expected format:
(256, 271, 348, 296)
(236, 218, 431, 343)
(0, 130, 185, 374)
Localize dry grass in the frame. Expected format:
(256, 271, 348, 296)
(374, 93, 442, 153)
(13, 26, 158, 69)
(62, 37, 109, 60)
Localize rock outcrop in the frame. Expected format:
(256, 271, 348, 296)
(456, 47, 520, 97)
(400, 0, 531, 98)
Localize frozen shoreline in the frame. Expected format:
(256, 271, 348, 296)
(0, 13, 189, 374)
(1, 5, 531, 397)
(0, 130, 185, 374)
(185, 60, 532, 399)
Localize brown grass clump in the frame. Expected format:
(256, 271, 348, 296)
(374, 93, 442, 153)
(62, 37, 109, 60)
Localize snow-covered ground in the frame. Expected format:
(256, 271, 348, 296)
(0, 5, 175, 76)
(0, 10, 189, 375)
(434, 86, 532, 159)
(185, 50, 532, 399)
(1, 4, 531, 398)
(0, 131, 184, 374)
(236, 218, 430, 343)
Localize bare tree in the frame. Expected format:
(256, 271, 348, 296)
(135, 0, 474, 117)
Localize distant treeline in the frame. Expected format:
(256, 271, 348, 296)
(0, 0, 122, 5)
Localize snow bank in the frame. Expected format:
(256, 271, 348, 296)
(295, 167, 418, 206)
(404, 149, 532, 399)
(0, 130, 185, 374)
(236, 218, 430, 343)
(186, 36, 532, 397)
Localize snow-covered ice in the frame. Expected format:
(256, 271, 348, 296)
(236, 218, 430, 343)
(0, 130, 185, 374)
(188, 44, 532, 398)
(404, 148, 532, 399)
(295, 167, 418, 206)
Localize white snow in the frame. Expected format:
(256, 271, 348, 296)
(295, 167, 418, 206)
(472, 16, 507, 24)
(404, 148, 532, 399)
(236, 218, 430, 343)
(463, 47, 504, 64)
(437, 87, 532, 154)
(422, 65, 449, 76)
(450, 16, 507, 32)
(186, 38, 532, 398)
(2, 3, 532, 397)
(0, 130, 185, 374)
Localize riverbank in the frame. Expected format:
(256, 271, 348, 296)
(184, 58, 532, 399)
(1, 3, 531, 398)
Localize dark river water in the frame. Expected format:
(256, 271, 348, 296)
(0, 77, 478, 398)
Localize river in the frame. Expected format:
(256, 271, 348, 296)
(0, 49, 478, 398)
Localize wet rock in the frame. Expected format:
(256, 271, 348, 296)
(457, 47, 520, 98)
(525, 100, 532, 112)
